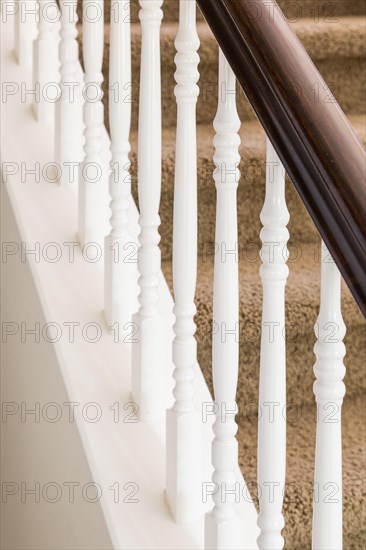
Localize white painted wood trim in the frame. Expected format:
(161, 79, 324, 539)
(312, 242, 346, 550)
(205, 49, 245, 550)
(104, 0, 139, 328)
(1, 16, 259, 550)
(257, 139, 289, 550)
(166, 0, 202, 525)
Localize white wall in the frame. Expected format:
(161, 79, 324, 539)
(1, 185, 113, 550)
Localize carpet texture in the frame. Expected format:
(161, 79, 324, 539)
(74, 0, 366, 547)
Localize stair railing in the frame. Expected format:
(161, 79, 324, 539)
(13, 0, 365, 549)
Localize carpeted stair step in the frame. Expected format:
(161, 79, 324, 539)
(129, 114, 366, 261)
(79, 15, 366, 130)
(237, 394, 366, 549)
(162, 244, 366, 410)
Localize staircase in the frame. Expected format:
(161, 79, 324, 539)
(76, 1, 366, 547)
(83, 0, 366, 547)
(80, 0, 366, 550)
(2, 0, 365, 548)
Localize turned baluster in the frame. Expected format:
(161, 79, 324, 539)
(166, 0, 201, 524)
(33, 0, 59, 125)
(104, 0, 138, 327)
(131, 0, 167, 420)
(257, 139, 289, 550)
(55, 0, 82, 185)
(205, 49, 244, 550)
(312, 242, 346, 550)
(78, 0, 106, 246)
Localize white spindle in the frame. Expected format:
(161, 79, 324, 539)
(312, 242, 346, 550)
(257, 139, 289, 550)
(131, 0, 167, 420)
(166, 0, 201, 524)
(104, 0, 138, 327)
(33, 0, 59, 125)
(205, 50, 244, 550)
(55, 0, 82, 185)
(14, 0, 38, 69)
(78, 0, 105, 246)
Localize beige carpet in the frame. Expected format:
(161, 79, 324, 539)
(76, 0, 366, 546)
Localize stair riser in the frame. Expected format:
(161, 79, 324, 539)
(77, 0, 366, 23)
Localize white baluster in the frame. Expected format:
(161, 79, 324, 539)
(104, 0, 139, 327)
(205, 49, 244, 550)
(33, 0, 60, 125)
(312, 242, 346, 550)
(166, 0, 201, 524)
(14, 0, 38, 69)
(258, 140, 290, 550)
(78, 0, 106, 246)
(257, 139, 289, 550)
(55, 0, 83, 185)
(131, 0, 168, 420)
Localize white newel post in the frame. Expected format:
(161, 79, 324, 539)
(257, 139, 289, 550)
(312, 242, 346, 550)
(14, 0, 38, 69)
(55, 0, 82, 185)
(104, 0, 139, 328)
(166, 0, 201, 524)
(205, 49, 244, 550)
(78, 0, 106, 247)
(33, 0, 60, 126)
(132, 0, 167, 420)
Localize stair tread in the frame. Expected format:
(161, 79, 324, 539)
(237, 393, 366, 549)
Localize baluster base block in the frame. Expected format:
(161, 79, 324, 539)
(165, 407, 202, 523)
(78, 160, 109, 249)
(104, 234, 139, 328)
(55, 99, 83, 186)
(14, 7, 38, 69)
(205, 511, 245, 550)
(131, 312, 168, 420)
(32, 37, 59, 126)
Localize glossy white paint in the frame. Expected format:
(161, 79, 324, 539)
(312, 242, 346, 550)
(5, 1, 352, 547)
(104, 0, 139, 328)
(204, 50, 245, 550)
(55, 0, 83, 186)
(257, 139, 289, 550)
(32, 0, 59, 126)
(166, 0, 202, 524)
(78, 0, 106, 247)
(131, 0, 169, 420)
(14, 0, 38, 68)
(2, 13, 260, 549)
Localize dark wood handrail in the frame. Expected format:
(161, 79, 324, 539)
(196, 0, 366, 317)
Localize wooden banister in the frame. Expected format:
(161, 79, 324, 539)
(196, 0, 366, 317)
